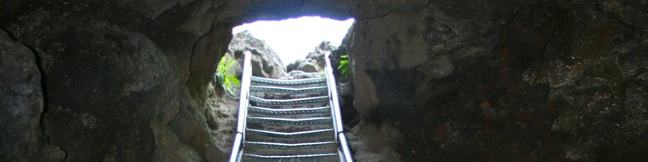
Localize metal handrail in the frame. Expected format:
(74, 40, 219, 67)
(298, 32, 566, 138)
(323, 52, 354, 162)
(228, 51, 253, 162)
(228, 51, 352, 161)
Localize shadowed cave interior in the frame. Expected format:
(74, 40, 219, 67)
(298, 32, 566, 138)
(1, 0, 648, 161)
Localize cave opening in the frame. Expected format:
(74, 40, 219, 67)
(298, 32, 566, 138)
(212, 16, 359, 161)
(215, 16, 354, 95)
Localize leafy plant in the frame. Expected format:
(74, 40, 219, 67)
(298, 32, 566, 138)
(216, 54, 240, 95)
(337, 53, 351, 77)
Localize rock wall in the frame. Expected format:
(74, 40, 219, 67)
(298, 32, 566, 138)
(0, 29, 65, 161)
(1, 0, 233, 161)
(344, 0, 648, 161)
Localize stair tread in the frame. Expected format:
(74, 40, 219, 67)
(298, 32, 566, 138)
(246, 128, 334, 136)
(245, 128, 334, 143)
(246, 141, 336, 147)
(249, 106, 330, 114)
(251, 76, 326, 85)
(247, 116, 332, 126)
(249, 96, 329, 106)
(242, 152, 340, 162)
(250, 85, 328, 94)
(244, 141, 337, 154)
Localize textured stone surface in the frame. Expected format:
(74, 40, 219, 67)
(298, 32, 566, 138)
(343, 0, 648, 161)
(307, 41, 336, 69)
(1, 0, 230, 161)
(0, 29, 65, 161)
(296, 61, 319, 72)
(228, 31, 285, 78)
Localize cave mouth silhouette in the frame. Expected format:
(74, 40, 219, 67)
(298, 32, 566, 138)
(230, 16, 354, 65)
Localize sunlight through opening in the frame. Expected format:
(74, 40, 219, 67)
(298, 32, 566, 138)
(233, 16, 354, 64)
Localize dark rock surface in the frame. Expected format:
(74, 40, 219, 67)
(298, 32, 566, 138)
(1, 0, 647, 161)
(0, 29, 65, 161)
(344, 0, 648, 161)
(228, 31, 285, 78)
(1, 0, 233, 161)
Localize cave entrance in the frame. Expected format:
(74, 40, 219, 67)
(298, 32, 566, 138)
(216, 16, 354, 95)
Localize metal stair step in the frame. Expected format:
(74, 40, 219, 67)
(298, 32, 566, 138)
(244, 141, 337, 154)
(250, 96, 329, 106)
(244, 153, 338, 158)
(246, 128, 334, 137)
(245, 128, 335, 144)
(250, 85, 327, 94)
(248, 106, 330, 115)
(243, 152, 339, 162)
(251, 76, 326, 85)
(246, 141, 335, 148)
(247, 117, 332, 125)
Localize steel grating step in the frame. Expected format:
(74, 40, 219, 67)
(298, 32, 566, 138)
(245, 141, 336, 149)
(246, 128, 334, 138)
(250, 96, 329, 105)
(245, 129, 334, 144)
(244, 140, 338, 157)
(250, 85, 328, 94)
(251, 76, 326, 85)
(247, 117, 332, 125)
(244, 153, 339, 159)
(248, 106, 330, 115)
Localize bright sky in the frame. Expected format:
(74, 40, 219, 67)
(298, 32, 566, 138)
(233, 16, 354, 64)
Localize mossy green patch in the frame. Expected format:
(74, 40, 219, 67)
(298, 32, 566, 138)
(216, 54, 240, 95)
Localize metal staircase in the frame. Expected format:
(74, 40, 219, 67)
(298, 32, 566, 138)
(229, 51, 353, 162)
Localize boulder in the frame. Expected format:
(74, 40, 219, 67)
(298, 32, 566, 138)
(287, 41, 337, 73)
(296, 61, 319, 72)
(228, 31, 285, 78)
(305, 41, 336, 70)
(285, 59, 303, 72)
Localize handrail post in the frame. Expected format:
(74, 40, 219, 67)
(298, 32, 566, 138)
(323, 52, 354, 162)
(228, 51, 253, 162)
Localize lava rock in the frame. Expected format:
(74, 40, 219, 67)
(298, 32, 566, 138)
(344, 0, 648, 161)
(228, 31, 285, 78)
(0, 29, 65, 162)
(296, 61, 319, 72)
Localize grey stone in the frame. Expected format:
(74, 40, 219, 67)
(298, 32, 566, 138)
(228, 31, 286, 78)
(0, 29, 64, 161)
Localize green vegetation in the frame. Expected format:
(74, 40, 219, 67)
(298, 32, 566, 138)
(337, 53, 351, 77)
(216, 54, 240, 95)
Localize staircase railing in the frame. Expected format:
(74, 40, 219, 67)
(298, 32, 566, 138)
(324, 52, 354, 162)
(228, 51, 252, 162)
(227, 51, 353, 162)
